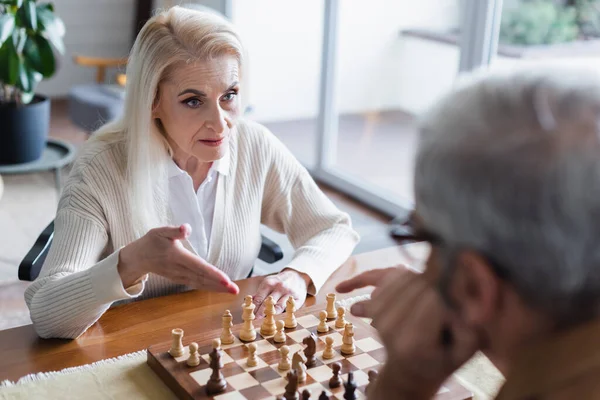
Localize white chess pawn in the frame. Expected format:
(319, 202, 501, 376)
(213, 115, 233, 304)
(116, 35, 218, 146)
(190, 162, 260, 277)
(292, 351, 307, 382)
(335, 306, 347, 329)
(317, 310, 329, 333)
(240, 295, 257, 342)
(274, 320, 286, 343)
(326, 293, 338, 319)
(278, 345, 291, 371)
(322, 336, 335, 360)
(220, 309, 235, 345)
(187, 342, 200, 366)
(246, 342, 258, 367)
(169, 328, 184, 357)
(284, 297, 297, 328)
(341, 323, 355, 355)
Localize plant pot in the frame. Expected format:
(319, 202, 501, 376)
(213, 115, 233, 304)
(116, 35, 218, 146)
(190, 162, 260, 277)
(0, 95, 51, 165)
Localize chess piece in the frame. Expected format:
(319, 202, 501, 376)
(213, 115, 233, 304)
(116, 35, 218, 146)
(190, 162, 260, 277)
(326, 293, 338, 319)
(319, 391, 330, 400)
(340, 323, 355, 355)
(278, 345, 291, 371)
(292, 351, 307, 383)
(329, 362, 342, 388)
(206, 339, 227, 395)
(169, 328, 184, 357)
(284, 296, 297, 328)
(220, 310, 235, 345)
(302, 334, 317, 367)
(322, 336, 334, 359)
(247, 342, 258, 367)
(301, 389, 311, 400)
(240, 295, 257, 342)
(343, 371, 357, 400)
(366, 369, 378, 396)
(284, 370, 299, 400)
(335, 307, 347, 329)
(274, 320, 287, 343)
(261, 295, 277, 336)
(187, 342, 200, 367)
(317, 310, 329, 333)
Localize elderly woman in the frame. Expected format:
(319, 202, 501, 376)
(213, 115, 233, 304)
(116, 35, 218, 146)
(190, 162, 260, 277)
(25, 6, 359, 339)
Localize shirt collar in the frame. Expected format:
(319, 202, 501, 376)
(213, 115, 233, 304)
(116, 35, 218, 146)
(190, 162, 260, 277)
(495, 317, 600, 399)
(167, 149, 230, 179)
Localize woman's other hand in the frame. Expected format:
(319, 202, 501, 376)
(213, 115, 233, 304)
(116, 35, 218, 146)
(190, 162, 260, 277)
(253, 269, 310, 317)
(117, 224, 239, 294)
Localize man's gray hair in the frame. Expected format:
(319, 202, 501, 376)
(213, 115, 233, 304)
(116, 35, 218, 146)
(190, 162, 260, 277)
(415, 63, 600, 324)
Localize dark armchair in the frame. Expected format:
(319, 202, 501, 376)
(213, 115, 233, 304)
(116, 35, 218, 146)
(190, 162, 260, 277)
(19, 220, 283, 282)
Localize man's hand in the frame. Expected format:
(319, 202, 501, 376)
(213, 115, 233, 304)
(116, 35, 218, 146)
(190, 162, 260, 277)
(253, 269, 310, 317)
(337, 267, 478, 399)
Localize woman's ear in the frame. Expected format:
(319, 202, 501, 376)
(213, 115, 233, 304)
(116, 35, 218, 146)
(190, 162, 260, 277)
(152, 87, 162, 117)
(448, 250, 502, 328)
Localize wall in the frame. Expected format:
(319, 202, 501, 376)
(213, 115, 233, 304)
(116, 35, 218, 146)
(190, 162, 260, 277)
(36, 0, 136, 97)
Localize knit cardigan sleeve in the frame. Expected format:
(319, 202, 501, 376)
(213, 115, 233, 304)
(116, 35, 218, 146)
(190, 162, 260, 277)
(258, 126, 361, 294)
(24, 181, 146, 339)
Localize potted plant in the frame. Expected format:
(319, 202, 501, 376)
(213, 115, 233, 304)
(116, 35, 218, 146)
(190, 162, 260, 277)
(0, 0, 65, 164)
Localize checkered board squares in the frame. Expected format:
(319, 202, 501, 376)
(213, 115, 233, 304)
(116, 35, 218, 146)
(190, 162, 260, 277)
(147, 305, 473, 400)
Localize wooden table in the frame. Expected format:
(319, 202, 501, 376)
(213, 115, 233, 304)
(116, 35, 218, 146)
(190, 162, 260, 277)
(0, 246, 419, 383)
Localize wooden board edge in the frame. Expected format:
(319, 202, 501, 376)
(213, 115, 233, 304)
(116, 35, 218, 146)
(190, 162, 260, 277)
(147, 346, 197, 400)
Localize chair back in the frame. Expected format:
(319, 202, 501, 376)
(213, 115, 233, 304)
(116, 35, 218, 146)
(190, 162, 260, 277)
(18, 221, 54, 281)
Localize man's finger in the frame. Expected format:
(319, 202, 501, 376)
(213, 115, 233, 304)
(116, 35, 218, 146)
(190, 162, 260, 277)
(349, 300, 371, 318)
(253, 279, 274, 318)
(335, 267, 398, 293)
(270, 292, 288, 314)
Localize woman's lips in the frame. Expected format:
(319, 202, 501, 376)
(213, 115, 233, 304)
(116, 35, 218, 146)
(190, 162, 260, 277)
(199, 138, 225, 147)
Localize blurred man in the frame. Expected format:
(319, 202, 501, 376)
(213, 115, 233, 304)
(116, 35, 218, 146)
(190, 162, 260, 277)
(337, 64, 600, 399)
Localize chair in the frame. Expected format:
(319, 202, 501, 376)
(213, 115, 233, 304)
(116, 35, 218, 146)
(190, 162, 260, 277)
(68, 55, 128, 132)
(19, 220, 283, 282)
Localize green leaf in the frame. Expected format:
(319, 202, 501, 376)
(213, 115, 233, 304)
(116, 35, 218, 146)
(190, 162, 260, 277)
(0, 41, 10, 82)
(20, 91, 34, 104)
(11, 27, 25, 53)
(0, 14, 15, 45)
(37, 6, 64, 54)
(36, 2, 54, 12)
(23, 34, 53, 76)
(15, 57, 29, 92)
(21, 0, 37, 31)
(7, 42, 19, 85)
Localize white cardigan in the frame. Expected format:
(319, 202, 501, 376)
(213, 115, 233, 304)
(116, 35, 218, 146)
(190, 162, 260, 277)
(24, 119, 360, 339)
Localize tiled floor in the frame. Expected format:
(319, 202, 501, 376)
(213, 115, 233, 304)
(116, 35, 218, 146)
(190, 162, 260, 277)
(0, 99, 404, 331)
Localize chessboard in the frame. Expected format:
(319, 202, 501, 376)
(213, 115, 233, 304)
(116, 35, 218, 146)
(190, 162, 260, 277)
(147, 298, 473, 400)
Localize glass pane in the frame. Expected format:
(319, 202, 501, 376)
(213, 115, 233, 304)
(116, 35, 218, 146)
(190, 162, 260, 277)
(492, 0, 600, 71)
(330, 0, 463, 202)
(233, 0, 324, 168)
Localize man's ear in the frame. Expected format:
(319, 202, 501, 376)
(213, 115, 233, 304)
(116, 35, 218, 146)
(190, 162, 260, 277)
(448, 250, 501, 327)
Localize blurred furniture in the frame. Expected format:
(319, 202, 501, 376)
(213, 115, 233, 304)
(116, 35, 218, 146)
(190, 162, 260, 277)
(18, 221, 283, 282)
(0, 175, 3, 201)
(68, 55, 128, 132)
(0, 139, 75, 193)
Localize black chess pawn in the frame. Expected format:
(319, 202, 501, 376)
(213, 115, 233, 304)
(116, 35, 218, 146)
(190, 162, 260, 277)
(319, 390, 330, 400)
(284, 369, 300, 400)
(343, 371, 357, 400)
(366, 369, 378, 396)
(301, 389, 311, 400)
(329, 362, 342, 388)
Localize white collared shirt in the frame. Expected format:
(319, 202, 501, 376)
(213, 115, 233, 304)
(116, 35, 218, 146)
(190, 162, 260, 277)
(167, 152, 229, 260)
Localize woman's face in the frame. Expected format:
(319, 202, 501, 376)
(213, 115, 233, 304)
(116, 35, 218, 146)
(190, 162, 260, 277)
(153, 56, 241, 163)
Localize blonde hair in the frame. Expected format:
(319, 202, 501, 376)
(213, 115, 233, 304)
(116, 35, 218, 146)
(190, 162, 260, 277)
(88, 6, 243, 237)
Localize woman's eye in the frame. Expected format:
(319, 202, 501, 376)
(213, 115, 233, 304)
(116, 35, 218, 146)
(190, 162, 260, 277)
(184, 98, 202, 108)
(222, 91, 237, 102)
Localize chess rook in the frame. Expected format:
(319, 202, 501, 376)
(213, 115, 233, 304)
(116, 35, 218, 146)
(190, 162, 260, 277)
(168, 328, 184, 357)
(260, 295, 277, 336)
(326, 293, 337, 319)
(240, 295, 257, 342)
(284, 297, 297, 328)
(220, 310, 235, 345)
